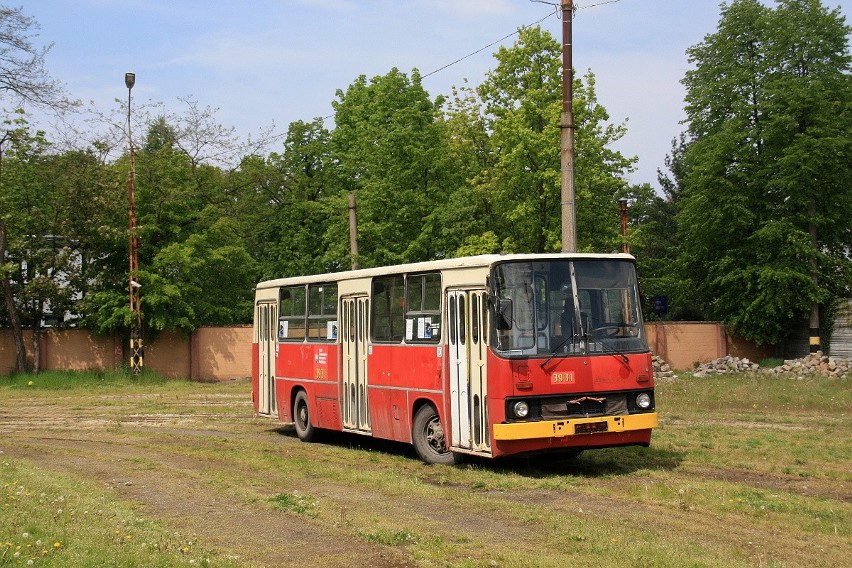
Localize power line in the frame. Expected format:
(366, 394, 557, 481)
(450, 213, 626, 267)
(532, 0, 623, 15)
(422, 8, 558, 79)
(423, 0, 622, 80)
(577, 0, 622, 10)
(322, 0, 621, 121)
(320, 7, 559, 121)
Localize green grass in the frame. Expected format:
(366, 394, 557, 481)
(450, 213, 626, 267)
(268, 491, 320, 517)
(1, 369, 182, 391)
(0, 459, 238, 567)
(1, 369, 849, 567)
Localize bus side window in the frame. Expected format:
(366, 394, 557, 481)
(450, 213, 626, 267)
(279, 286, 307, 341)
(372, 275, 405, 342)
(308, 283, 338, 341)
(405, 272, 441, 343)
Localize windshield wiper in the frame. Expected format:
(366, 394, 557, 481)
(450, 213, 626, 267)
(539, 334, 580, 369)
(584, 330, 630, 365)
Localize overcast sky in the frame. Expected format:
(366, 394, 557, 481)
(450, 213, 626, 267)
(22, 0, 852, 189)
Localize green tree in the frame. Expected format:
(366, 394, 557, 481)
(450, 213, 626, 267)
(631, 135, 702, 320)
(472, 26, 634, 254)
(0, 116, 118, 371)
(137, 116, 259, 331)
(0, 118, 55, 371)
(678, 0, 851, 344)
(427, 81, 497, 257)
(81, 108, 263, 334)
(0, 6, 75, 373)
(240, 118, 339, 280)
(329, 68, 453, 267)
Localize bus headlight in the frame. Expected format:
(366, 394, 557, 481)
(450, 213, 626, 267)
(636, 393, 651, 409)
(513, 401, 530, 418)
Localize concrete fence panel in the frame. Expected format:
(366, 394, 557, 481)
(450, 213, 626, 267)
(40, 329, 121, 372)
(145, 331, 191, 379)
(645, 322, 725, 371)
(1, 329, 33, 375)
(4, 322, 771, 378)
(191, 326, 253, 382)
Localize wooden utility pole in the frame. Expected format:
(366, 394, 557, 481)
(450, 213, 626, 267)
(560, 0, 577, 252)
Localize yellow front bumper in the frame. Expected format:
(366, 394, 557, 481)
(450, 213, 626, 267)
(492, 412, 658, 441)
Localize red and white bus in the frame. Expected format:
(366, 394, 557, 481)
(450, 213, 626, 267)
(252, 253, 657, 464)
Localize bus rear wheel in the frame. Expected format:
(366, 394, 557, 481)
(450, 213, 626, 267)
(412, 405, 456, 465)
(293, 391, 316, 442)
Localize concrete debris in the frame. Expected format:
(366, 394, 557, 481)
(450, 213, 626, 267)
(691, 355, 761, 377)
(690, 351, 850, 379)
(652, 355, 677, 382)
(761, 351, 850, 379)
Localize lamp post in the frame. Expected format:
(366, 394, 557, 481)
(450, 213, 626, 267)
(619, 198, 629, 254)
(126, 72, 143, 376)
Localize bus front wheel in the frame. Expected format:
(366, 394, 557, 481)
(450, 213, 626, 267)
(293, 391, 316, 442)
(412, 405, 456, 465)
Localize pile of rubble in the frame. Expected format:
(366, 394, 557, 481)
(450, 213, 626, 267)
(652, 355, 677, 382)
(761, 351, 850, 379)
(690, 351, 850, 379)
(691, 356, 761, 377)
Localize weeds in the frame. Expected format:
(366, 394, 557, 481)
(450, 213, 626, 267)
(268, 492, 319, 517)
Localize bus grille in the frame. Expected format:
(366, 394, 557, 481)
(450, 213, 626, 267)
(540, 394, 627, 419)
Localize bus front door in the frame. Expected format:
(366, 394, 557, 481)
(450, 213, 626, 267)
(341, 296, 371, 433)
(447, 289, 490, 454)
(256, 301, 277, 417)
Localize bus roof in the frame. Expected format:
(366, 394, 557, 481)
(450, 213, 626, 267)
(255, 252, 636, 290)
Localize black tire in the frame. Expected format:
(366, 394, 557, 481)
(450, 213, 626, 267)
(293, 390, 316, 442)
(412, 405, 456, 465)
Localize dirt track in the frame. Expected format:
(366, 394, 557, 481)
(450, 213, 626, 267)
(1, 381, 849, 567)
(1, 388, 424, 566)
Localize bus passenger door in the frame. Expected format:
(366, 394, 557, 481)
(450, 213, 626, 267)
(341, 296, 371, 433)
(256, 301, 277, 417)
(447, 289, 490, 453)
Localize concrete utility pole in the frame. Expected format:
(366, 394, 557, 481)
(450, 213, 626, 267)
(348, 193, 359, 270)
(808, 206, 821, 353)
(560, 0, 577, 252)
(126, 72, 143, 376)
(619, 198, 629, 253)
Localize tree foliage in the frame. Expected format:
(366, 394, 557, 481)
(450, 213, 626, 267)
(678, 0, 851, 344)
(8, 2, 848, 363)
(329, 68, 453, 267)
(467, 26, 634, 254)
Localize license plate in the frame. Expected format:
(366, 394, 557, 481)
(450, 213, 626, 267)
(575, 421, 608, 435)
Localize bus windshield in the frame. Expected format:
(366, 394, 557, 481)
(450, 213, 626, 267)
(491, 259, 647, 357)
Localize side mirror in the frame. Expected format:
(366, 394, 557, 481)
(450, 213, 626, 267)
(495, 298, 513, 330)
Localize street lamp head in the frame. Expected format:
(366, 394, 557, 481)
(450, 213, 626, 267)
(125, 72, 135, 90)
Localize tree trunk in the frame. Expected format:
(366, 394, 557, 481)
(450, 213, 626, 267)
(32, 300, 43, 374)
(0, 220, 28, 373)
